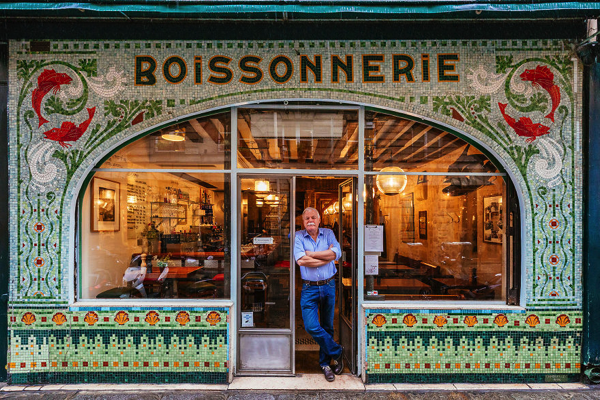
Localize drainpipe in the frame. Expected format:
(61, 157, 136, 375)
(583, 17, 600, 384)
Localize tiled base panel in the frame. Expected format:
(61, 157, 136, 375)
(365, 309, 582, 383)
(7, 308, 229, 384)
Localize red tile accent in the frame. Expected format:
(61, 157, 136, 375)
(566, 363, 571, 368)
(73, 317, 79, 322)
(134, 317, 140, 322)
(445, 363, 451, 369)
(453, 318, 458, 323)
(124, 362, 129, 367)
(104, 317, 109, 322)
(392, 318, 397, 324)
(41, 362, 47, 367)
(103, 362, 108, 367)
(483, 318, 489, 324)
(505, 363, 511, 368)
(196, 316, 202, 322)
(385, 363, 390, 369)
(144, 362, 149, 367)
(184, 362, 189, 367)
(62, 362, 68, 367)
(20, 363, 25, 368)
(41, 317, 47, 322)
(164, 362, 169, 367)
(83, 362, 88, 367)
(514, 321, 520, 326)
(205, 362, 210, 367)
(465, 363, 470, 369)
(422, 318, 427, 324)
(485, 363, 490, 368)
(405, 363, 410, 369)
(525, 363, 531, 369)
(425, 363, 431, 369)
(545, 363, 551, 368)
(165, 317, 171, 322)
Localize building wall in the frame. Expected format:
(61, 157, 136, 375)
(7, 39, 582, 383)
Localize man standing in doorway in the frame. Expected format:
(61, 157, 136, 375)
(294, 207, 344, 382)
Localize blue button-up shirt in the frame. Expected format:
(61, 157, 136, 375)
(294, 228, 342, 281)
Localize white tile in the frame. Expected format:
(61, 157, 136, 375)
(528, 383, 562, 390)
(0, 386, 27, 391)
(365, 383, 396, 391)
(165, 384, 228, 391)
(23, 386, 41, 391)
(394, 384, 455, 391)
(453, 383, 530, 390)
(39, 385, 65, 391)
(558, 383, 589, 389)
(229, 374, 363, 391)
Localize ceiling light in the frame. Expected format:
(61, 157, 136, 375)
(161, 127, 186, 142)
(376, 167, 408, 196)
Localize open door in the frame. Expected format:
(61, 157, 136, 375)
(237, 176, 295, 375)
(338, 178, 357, 373)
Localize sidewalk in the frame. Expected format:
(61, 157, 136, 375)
(0, 375, 598, 399)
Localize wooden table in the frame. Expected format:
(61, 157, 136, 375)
(145, 266, 203, 295)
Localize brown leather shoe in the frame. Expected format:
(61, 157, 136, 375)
(332, 347, 344, 375)
(321, 365, 335, 382)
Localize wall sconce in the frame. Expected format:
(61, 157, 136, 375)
(376, 167, 407, 196)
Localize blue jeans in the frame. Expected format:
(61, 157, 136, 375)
(300, 279, 342, 367)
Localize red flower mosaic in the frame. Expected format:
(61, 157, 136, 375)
(34, 257, 45, 267)
(549, 218, 560, 229)
(33, 223, 45, 233)
(549, 255, 560, 265)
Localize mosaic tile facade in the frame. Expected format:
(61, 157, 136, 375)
(365, 309, 582, 383)
(8, 308, 229, 384)
(7, 39, 583, 383)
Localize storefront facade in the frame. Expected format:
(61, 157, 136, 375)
(3, 3, 598, 384)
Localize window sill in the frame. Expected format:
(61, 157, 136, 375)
(361, 301, 526, 312)
(71, 299, 234, 309)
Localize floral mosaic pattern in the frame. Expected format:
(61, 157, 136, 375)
(8, 309, 229, 384)
(365, 310, 582, 382)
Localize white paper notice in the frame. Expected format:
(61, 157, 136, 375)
(365, 225, 384, 252)
(365, 255, 379, 275)
(241, 312, 254, 328)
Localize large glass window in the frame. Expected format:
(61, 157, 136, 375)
(364, 111, 507, 301)
(100, 112, 231, 170)
(80, 171, 230, 299)
(237, 109, 358, 169)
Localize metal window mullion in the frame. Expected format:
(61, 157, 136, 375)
(363, 171, 507, 176)
(230, 106, 238, 378)
(357, 106, 365, 378)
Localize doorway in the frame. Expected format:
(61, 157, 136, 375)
(237, 175, 358, 376)
(294, 176, 357, 375)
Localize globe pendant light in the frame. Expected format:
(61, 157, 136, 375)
(376, 167, 407, 196)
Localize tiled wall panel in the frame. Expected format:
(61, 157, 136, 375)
(7, 39, 583, 383)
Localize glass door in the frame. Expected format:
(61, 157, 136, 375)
(338, 178, 357, 373)
(237, 176, 295, 375)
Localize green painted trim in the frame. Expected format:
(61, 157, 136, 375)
(0, 2, 599, 20)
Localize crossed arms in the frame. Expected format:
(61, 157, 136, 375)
(296, 244, 337, 268)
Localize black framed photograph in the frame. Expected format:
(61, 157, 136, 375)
(417, 175, 428, 184)
(418, 211, 427, 240)
(483, 195, 503, 243)
(91, 177, 120, 232)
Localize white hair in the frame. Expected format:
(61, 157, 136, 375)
(302, 207, 320, 219)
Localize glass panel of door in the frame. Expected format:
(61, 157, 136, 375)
(238, 176, 294, 374)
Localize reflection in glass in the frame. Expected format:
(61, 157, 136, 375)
(237, 109, 358, 169)
(365, 111, 499, 173)
(80, 172, 230, 299)
(100, 112, 231, 169)
(240, 178, 291, 329)
(364, 174, 505, 301)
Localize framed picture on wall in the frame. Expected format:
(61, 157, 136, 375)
(418, 211, 427, 240)
(91, 177, 120, 232)
(483, 195, 503, 243)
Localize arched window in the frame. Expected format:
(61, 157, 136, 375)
(78, 104, 519, 303)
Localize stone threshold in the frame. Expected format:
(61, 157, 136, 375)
(0, 377, 591, 392)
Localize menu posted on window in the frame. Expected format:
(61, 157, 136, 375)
(365, 225, 384, 252)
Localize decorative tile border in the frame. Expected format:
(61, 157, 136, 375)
(8, 309, 229, 384)
(365, 310, 581, 383)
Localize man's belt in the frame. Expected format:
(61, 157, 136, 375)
(303, 276, 335, 286)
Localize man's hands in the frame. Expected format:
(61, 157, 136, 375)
(298, 244, 336, 268)
(305, 244, 336, 261)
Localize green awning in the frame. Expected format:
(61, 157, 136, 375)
(0, 1, 599, 20)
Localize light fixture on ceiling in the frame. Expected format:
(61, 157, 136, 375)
(376, 167, 408, 196)
(342, 193, 352, 211)
(161, 126, 186, 142)
(256, 198, 263, 208)
(254, 180, 270, 198)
